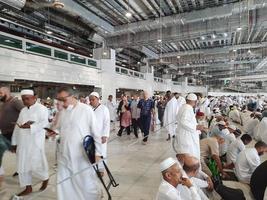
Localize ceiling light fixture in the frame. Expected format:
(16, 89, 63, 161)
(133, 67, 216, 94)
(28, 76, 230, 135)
(236, 27, 242, 31)
(200, 36, 205, 40)
(103, 52, 107, 56)
(46, 31, 52, 34)
(177, 55, 180, 59)
(248, 50, 251, 54)
(157, 39, 162, 43)
(126, 12, 132, 18)
(233, 49, 237, 52)
(52, 0, 64, 9)
(67, 46, 75, 50)
(223, 33, 228, 37)
(212, 34, 216, 39)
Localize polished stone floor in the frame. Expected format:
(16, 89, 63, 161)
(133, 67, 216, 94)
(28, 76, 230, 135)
(0, 125, 266, 200)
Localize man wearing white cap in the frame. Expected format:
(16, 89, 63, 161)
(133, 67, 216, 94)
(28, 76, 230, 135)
(156, 157, 201, 200)
(89, 91, 110, 170)
(54, 87, 102, 200)
(174, 93, 204, 162)
(11, 89, 49, 196)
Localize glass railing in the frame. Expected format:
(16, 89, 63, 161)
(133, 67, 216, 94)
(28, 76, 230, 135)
(0, 32, 98, 69)
(115, 66, 146, 79)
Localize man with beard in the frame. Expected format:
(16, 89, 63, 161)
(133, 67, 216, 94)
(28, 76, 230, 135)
(235, 141, 267, 184)
(0, 86, 24, 190)
(11, 89, 49, 196)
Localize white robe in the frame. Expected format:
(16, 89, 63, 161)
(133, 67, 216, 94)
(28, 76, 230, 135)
(177, 177, 208, 200)
(57, 102, 102, 200)
(106, 100, 116, 121)
(11, 102, 49, 187)
(221, 131, 236, 155)
(256, 117, 267, 143)
(174, 104, 200, 160)
(226, 138, 245, 164)
(235, 148, 261, 184)
(244, 118, 259, 136)
(93, 104, 110, 158)
(156, 180, 200, 200)
(163, 97, 179, 137)
(229, 109, 242, 124)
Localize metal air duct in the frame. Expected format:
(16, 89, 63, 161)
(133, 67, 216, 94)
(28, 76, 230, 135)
(0, 0, 26, 9)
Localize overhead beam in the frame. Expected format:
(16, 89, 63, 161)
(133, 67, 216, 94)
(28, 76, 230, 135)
(61, 0, 114, 33)
(109, 0, 266, 36)
(107, 8, 267, 48)
(149, 42, 267, 59)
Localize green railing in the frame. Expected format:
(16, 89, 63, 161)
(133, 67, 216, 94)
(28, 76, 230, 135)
(0, 32, 98, 69)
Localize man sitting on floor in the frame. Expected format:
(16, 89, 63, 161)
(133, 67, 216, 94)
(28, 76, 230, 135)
(235, 141, 267, 184)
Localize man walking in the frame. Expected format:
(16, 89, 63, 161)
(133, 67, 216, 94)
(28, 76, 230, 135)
(138, 91, 155, 144)
(55, 87, 102, 200)
(12, 89, 49, 196)
(0, 86, 24, 189)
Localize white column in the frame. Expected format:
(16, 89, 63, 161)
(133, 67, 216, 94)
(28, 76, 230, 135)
(94, 48, 117, 102)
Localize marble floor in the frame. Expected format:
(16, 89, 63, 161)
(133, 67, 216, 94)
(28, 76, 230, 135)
(0, 125, 266, 200)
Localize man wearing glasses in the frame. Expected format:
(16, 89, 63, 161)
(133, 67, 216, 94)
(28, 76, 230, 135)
(54, 87, 102, 200)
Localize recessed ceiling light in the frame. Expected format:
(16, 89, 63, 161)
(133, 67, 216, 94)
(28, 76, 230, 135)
(46, 31, 52, 34)
(177, 55, 181, 59)
(187, 63, 190, 66)
(233, 49, 237, 52)
(137, 62, 140, 64)
(237, 27, 242, 31)
(200, 36, 205, 40)
(248, 49, 251, 54)
(126, 12, 132, 18)
(157, 39, 162, 43)
(223, 33, 228, 37)
(212, 34, 216, 39)
(103, 52, 107, 55)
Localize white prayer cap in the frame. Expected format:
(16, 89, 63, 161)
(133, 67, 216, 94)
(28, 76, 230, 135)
(218, 121, 226, 126)
(89, 92, 100, 99)
(20, 89, 34, 96)
(160, 157, 177, 172)
(228, 124, 236, 130)
(186, 93, 197, 101)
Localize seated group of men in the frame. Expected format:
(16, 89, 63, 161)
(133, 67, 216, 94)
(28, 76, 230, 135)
(157, 113, 267, 200)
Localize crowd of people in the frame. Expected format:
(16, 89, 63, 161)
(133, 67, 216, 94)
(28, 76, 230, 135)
(0, 86, 267, 200)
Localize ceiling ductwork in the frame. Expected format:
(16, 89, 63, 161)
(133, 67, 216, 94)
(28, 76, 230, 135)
(0, 0, 26, 9)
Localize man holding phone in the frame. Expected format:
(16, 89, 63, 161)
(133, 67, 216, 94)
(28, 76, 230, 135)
(11, 89, 49, 196)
